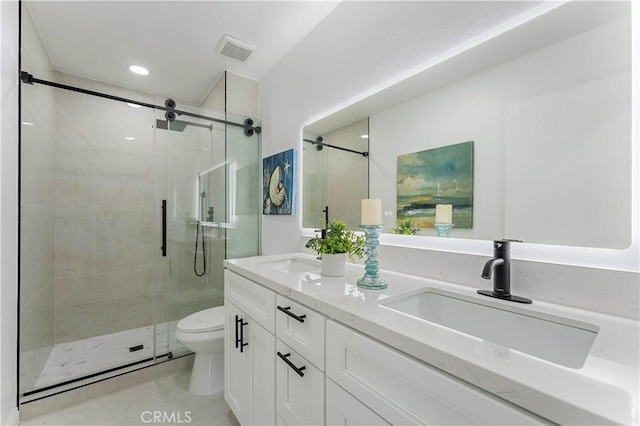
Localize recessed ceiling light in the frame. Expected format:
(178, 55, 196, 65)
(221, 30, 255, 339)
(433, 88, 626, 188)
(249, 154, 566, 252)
(21, 121, 35, 126)
(361, 134, 369, 139)
(125, 137, 135, 141)
(129, 65, 149, 76)
(127, 102, 142, 108)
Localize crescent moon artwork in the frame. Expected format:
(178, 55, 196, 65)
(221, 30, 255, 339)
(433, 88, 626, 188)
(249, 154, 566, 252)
(263, 149, 296, 215)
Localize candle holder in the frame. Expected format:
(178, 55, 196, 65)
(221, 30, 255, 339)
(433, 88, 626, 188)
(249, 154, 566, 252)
(357, 225, 387, 290)
(433, 222, 455, 237)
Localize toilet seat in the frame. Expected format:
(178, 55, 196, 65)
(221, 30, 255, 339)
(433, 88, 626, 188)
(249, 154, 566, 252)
(177, 306, 224, 333)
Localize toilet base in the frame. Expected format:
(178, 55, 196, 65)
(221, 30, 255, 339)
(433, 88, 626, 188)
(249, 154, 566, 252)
(189, 351, 224, 396)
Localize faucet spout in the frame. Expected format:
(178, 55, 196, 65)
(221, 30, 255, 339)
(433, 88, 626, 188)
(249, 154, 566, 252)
(478, 239, 532, 304)
(481, 257, 504, 279)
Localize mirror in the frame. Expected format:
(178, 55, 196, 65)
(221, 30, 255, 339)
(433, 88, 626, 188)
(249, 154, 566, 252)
(302, 1, 633, 249)
(303, 118, 369, 230)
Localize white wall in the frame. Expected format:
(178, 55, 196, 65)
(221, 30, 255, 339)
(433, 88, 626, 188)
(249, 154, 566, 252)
(259, 1, 639, 319)
(0, 0, 20, 424)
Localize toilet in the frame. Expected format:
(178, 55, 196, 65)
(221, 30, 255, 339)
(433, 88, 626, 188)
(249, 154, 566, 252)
(175, 305, 225, 395)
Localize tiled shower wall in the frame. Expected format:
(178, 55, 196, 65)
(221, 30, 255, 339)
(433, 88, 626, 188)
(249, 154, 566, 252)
(51, 75, 157, 344)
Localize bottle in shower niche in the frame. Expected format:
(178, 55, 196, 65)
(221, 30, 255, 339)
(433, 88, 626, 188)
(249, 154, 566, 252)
(207, 207, 214, 222)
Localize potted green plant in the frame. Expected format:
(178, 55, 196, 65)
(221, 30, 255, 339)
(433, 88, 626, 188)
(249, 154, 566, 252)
(307, 219, 366, 276)
(391, 219, 420, 235)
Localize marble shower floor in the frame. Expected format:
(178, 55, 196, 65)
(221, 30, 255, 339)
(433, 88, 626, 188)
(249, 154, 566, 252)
(21, 369, 239, 426)
(34, 321, 182, 390)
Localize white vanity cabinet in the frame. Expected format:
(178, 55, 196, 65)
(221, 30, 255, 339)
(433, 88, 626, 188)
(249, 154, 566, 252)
(274, 295, 326, 425)
(224, 264, 552, 426)
(224, 271, 276, 426)
(326, 320, 548, 425)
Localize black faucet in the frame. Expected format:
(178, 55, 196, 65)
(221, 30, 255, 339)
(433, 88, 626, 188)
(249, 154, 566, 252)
(477, 240, 532, 304)
(305, 206, 329, 259)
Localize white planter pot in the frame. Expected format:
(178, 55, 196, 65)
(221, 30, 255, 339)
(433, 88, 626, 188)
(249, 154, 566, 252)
(321, 253, 346, 277)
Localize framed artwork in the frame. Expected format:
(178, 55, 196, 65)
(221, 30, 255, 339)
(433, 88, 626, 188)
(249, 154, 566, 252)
(263, 149, 296, 215)
(397, 141, 474, 228)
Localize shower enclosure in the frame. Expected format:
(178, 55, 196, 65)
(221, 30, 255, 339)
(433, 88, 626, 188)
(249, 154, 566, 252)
(18, 73, 261, 401)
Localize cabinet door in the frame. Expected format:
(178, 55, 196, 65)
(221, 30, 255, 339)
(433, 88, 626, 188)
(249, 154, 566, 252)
(326, 378, 390, 426)
(248, 315, 276, 425)
(276, 341, 324, 425)
(225, 300, 276, 426)
(225, 301, 249, 424)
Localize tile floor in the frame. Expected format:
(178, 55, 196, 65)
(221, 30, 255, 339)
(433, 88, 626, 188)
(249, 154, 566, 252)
(21, 369, 239, 426)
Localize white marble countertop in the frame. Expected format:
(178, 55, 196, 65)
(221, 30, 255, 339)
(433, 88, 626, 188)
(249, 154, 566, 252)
(224, 253, 639, 425)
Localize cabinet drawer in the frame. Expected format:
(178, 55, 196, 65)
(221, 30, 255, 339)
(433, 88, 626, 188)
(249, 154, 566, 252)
(276, 341, 324, 426)
(326, 378, 390, 426)
(326, 321, 546, 425)
(225, 270, 276, 333)
(275, 295, 325, 370)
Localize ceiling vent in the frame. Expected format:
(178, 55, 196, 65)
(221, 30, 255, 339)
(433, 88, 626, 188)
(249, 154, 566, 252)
(216, 34, 255, 62)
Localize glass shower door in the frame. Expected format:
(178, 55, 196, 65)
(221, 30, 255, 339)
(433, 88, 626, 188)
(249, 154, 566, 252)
(19, 80, 158, 397)
(19, 66, 261, 401)
(154, 104, 261, 358)
(154, 104, 224, 357)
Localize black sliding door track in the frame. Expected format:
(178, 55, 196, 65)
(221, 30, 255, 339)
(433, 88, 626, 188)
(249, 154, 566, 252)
(19, 71, 260, 133)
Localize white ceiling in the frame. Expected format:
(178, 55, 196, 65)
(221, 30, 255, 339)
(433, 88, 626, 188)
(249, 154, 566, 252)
(25, 1, 340, 104)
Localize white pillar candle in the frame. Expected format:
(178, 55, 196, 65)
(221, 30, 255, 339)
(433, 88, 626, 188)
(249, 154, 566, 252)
(361, 199, 382, 225)
(435, 204, 453, 224)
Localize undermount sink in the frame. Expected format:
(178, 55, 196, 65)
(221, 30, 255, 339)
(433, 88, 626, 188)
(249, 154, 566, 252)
(381, 288, 599, 368)
(261, 258, 321, 274)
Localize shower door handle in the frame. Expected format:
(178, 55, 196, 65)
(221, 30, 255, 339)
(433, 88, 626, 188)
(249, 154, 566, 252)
(161, 200, 167, 257)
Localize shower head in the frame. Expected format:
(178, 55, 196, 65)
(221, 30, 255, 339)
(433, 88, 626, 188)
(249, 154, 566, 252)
(156, 118, 188, 132)
(155, 119, 212, 132)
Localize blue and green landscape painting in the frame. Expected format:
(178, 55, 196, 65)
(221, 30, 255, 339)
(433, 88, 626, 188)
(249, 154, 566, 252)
(397, 141, 474, 228)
